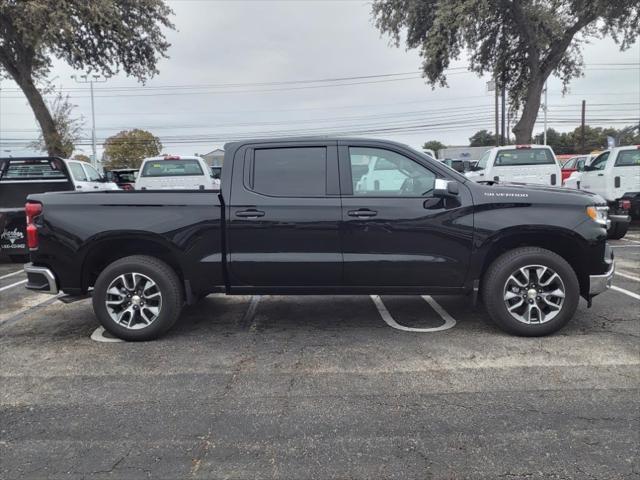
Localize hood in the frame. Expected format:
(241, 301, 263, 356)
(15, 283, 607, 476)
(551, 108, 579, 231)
(471, 181, 606, 206)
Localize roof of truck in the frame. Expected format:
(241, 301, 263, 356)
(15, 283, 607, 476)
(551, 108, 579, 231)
(223, 136, 419, 151)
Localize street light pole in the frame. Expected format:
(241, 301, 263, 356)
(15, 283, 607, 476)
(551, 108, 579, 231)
(543, 82, 548, 145)
(72, 74, 107, 169)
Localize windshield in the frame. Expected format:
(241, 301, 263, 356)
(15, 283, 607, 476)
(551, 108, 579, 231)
(495, 148, 556, 166)
(141, 160, 204, 177)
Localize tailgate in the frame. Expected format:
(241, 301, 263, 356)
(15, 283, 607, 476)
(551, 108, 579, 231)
(0, 208, 27, 253)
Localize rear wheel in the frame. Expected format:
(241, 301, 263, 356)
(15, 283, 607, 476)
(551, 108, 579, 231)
(482, 247, 579, 336)
(92, 255, 183, 341)
(607, 221, 628, 240)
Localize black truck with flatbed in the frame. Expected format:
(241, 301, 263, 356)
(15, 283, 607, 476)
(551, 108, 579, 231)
(23, 138, 614, 340)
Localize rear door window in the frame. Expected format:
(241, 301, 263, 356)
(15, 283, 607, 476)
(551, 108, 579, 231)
(141, 160, 204, 177)
(495, 148, 556, 166)
(251, 147, 327, 197)
(68, 162, 88, 181)
(615, 150, 640, 167)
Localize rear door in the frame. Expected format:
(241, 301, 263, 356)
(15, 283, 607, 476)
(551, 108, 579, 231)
(611, 149, 640, 198)
(492, 147, 560, 185)
(66, 160, 91, 190)
(226, 141, 342, 287)
(338, 142, 474, 288)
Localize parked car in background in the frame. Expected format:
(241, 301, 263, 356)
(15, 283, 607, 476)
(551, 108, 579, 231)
(105, 169, 139, 190)
(564, 146, 639, 239)
(25, 138, 614, 341)
(465, 145, 562, 186)
(561, 155, 592, 184)
(135, 155, 220, 190)
(65, 159, 120, 192)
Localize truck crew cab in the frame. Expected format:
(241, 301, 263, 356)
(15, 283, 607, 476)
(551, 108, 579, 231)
(564, 145, 639, 239)
(23, 138, 614, 341)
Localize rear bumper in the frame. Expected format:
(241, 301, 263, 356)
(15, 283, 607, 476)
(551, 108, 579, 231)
(589, 246, 615, 296)
(24, 263, 59, 294)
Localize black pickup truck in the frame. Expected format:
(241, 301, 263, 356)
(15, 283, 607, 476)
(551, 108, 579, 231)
(24, 138, 614, 340)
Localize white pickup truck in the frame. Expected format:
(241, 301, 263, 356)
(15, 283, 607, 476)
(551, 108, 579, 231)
(564, 145, 639, 239)
(135, 155, 220, 190)
(465, 145, 562, 187)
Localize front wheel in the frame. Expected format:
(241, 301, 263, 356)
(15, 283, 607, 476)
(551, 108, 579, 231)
(92, 255, 183, 341)
(607, 221, 629, 240)
(482, 247, 579, 336)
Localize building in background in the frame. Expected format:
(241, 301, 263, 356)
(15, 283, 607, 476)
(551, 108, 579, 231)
(201, 148, 225, 168)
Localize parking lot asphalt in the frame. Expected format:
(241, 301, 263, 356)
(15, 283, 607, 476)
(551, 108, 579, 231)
(1, 229, 639, 479)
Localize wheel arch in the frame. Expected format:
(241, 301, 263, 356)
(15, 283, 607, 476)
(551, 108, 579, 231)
(80, 233, 186, 295)
(473, 227, 590, 297)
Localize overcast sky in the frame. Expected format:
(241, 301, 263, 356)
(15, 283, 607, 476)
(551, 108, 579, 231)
(0, 0, 638, 158)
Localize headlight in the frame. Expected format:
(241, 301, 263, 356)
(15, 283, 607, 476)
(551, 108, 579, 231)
(586, 206, 608, 226)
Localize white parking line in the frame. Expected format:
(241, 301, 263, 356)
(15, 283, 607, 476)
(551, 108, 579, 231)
(611, 285, 640, 301)
(90, 326, 124, 343)
(0, 269, 24, 281)
(616, 271, 640, 282)
(370, 295, 456, 332)
(0, 278, 27, 292)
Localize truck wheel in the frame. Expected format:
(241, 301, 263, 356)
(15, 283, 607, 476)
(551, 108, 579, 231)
(92, 255, 183, 341)
(607, 222, 628, 240)
(482, 247, 579, 336)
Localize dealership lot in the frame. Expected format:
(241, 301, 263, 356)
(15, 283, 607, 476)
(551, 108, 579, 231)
(1, 229, 639, 479)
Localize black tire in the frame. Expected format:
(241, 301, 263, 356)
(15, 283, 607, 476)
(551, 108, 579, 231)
(92, 255, 183, 341)
(9, 254, 29, 263)
(607, 222, 628, 240)
(482, 247, 579, 336)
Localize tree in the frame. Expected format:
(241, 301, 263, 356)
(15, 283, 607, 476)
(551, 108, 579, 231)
(423, 140, 446, 153)
(72, 154, 91, 163)
(30, 91, 83, 158)
(0, 1, 173, 156)
(103, 129, 162, 169)
(371, 1, 639, 143)
(469, 130, 495, 147)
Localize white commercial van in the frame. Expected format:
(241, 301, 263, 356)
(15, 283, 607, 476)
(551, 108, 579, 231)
(564, 146, 639, 239)
(135, 155, 220, 190)
(465, 145, 562, 186)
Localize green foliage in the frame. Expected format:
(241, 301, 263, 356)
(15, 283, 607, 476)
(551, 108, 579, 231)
(0, 1, 174, 155)
(534, 125, 640, 154)
(469, 130, 495, 147)
(103, 130, 163, 169)
(423, 140, 446, 152)
(371, 0, 640, 142)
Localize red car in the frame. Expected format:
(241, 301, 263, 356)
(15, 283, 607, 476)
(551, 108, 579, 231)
(561, 155, 590, 184)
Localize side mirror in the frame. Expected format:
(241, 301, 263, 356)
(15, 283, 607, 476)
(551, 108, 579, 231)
(462, 160, 471, 172)
(434, 179, 459, 197)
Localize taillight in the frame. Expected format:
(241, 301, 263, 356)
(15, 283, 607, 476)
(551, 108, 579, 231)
(25, 202, 42, 249)
(619, 199, 631, 211)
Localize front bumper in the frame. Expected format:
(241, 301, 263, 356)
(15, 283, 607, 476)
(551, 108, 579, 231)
(589, 246, 615, 296)
(24, 263, 59, 294)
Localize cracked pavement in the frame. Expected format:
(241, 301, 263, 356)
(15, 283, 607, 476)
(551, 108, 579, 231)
(0, 230, 639, 479)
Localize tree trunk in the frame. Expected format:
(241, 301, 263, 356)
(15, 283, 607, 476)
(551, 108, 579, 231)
(13, 73, 64, 156)
(512, 77, 545, 144)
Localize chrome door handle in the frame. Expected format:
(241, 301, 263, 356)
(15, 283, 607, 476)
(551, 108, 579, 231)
(348, 209, 377, 218)
(236, 209, 265, 218)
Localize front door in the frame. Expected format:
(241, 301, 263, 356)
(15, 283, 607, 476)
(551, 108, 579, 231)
(227, 142, 342, 287)
(580, 151, 609, 193)
(339, 143, 474, 288)
(67, 161, 92, 191)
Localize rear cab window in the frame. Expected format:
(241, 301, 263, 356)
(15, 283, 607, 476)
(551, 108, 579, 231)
(0, 158, 68, 181)
(141, 159, 204, 177)
(494, 148, 556, 166)
(250, 147, 327, 197)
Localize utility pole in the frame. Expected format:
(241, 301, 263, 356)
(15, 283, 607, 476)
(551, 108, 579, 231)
(493, 77, 499, 146)
(72, 74, 107, 169)
(542, 82, 548, 145)
(580, 100, 586, 153)
(500, 76, 506, 145)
